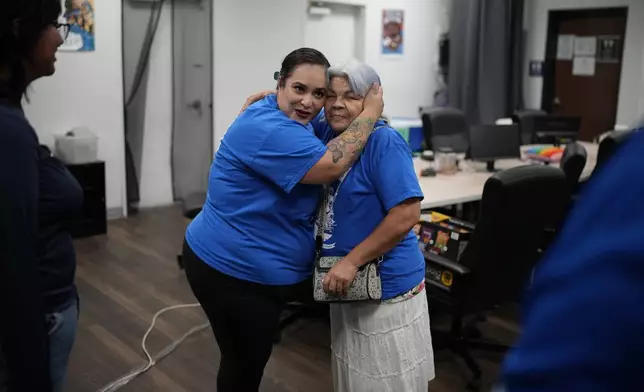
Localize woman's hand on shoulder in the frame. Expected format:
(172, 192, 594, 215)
(239, 90, 276, 114)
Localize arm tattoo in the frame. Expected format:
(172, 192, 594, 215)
(327, 118, 374, 165)
(329, 144, 344, 163)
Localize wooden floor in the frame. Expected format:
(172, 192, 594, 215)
(68, 206, 520, 392)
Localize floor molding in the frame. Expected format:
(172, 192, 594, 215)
(107, 207, 125, 221)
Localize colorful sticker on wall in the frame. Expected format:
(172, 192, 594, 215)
(382, 9, 404, 55)
(60, 0, 95, 52)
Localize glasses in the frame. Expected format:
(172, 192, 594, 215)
(55, 22, 71, 41)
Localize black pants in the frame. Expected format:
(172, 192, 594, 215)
(182, 241, 311, 392)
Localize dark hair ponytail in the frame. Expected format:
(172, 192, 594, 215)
(275, 47, 330, 88)
(0, 0, 62, 105)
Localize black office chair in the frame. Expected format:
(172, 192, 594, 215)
(420, 107, 469, 153)
(559, 142, 587, 194)
(424, 165, 569, 391)
(592, 130, 633, 177)
(512, 109, 546, 145)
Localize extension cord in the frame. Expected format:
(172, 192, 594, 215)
(96, 303, 209, 392)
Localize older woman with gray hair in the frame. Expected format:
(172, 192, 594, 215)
(316, 60, 434, 391)
(242, 60, 434, 391)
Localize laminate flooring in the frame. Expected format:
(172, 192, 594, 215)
(67, 206, 520, 392)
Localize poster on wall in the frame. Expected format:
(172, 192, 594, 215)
(572, 57, 596, 76)
(556, 35, 574, 60)
(382, 9, 404, 56)
(573, 36, 596, 57)
(59, 0, 95, 52)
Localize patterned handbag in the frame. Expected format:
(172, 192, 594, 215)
(312, 183, 383, 302)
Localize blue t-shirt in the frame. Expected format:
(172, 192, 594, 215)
(186, 95, 328, 285)
(317, 121, 426, 299)
(501, 130, 644, 392)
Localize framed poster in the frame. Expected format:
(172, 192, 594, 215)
(382, 9, 404, 56)
(60, 0, 95, 52)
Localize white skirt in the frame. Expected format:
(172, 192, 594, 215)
(330, 291, 435, 392)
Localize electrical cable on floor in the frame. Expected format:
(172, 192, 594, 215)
(96, 303, 209, 392)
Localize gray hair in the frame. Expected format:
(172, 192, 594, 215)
(327, 60, 381, 97)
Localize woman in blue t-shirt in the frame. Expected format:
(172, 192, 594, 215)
(317, 61, 434, 391)
(182, 48, 383, 392)
(242, 60, 434, 391)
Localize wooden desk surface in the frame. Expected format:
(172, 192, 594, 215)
(415, 142, 599, 209)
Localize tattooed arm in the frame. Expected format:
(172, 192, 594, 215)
(301, 84, 384, 184)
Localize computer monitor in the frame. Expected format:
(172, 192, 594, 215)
(468, 124, 521, 172)
(533, 115, 581, 145)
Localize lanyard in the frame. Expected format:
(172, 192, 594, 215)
(315, 169, 349, 254)
(314, 125, 386, 253)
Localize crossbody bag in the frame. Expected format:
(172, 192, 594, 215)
(312, 170, 383, 303)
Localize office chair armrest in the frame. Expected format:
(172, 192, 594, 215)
(423, 251, 471, 276)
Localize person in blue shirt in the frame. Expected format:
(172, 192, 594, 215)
(499, 126, 644, 392)
(316, 61, 434, 392)
(182, 48, 384, 392)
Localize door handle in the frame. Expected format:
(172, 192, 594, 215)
(187, 100, 203, 117)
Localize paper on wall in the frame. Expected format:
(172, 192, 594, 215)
(573, 57, 596, 76)
(574, 36, 597, 57)
(557, 35, 574, 60)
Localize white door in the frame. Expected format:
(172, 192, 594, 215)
(172, 0, 213, 203)
(305, 3, 364, 65)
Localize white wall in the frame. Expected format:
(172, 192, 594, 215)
(123, 0, 311, 208)
(362, 0, 447, 118)
(305, 4, 362, 65)
(641, 43, 644, 123)
(137, 5, 174, 209)
(24, 1, 126, 217)
(317, 0, 450, 118)
(211, 0, 450, 145)
(212, 0, 308, 147)
(120, 2, 174, 210)
(23, 0, 452, 213)
(524, 0, 644, 127)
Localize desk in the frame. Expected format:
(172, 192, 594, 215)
(416, 142, 598, 209)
